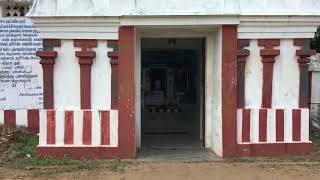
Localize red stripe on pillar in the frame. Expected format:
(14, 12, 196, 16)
(27, 109, 39, 134)
(111, 63, 119, 110)
(261, 63, 275, 108)
(74, 40, 97, 110)
(47, 111, 56, 144)
(82, 111, 92, 145)
(237, 40, 250, 109)
(64, 111, 74, 144)
(101, 111, 110, 145)
(258, 39, 280, 109)
(37, 52, 57, 109)
(79, 60, 93, 109)
(242, 109, 251, 143)
(118, 26, 136, 158)
(292, 109, 302, 141)
(221, 25, 238, 157)
(276, 109, 284, 142)
(4, 110, 16, 127)
(259, 109, 268, 142)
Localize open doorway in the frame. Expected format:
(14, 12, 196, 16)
(140, 38, 205, 149)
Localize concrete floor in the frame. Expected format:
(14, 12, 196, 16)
(137, 134, 220, 161)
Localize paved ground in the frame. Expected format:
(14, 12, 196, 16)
(138, 134, 219, 161)
(1, 161, 320, 180)
(137, 147, 220, 161)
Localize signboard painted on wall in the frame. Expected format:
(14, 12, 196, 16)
(0, 18, 43, 110)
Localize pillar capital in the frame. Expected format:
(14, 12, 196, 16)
(36, 39, 61, 109)
(237, 39, 250, 108)
(294, 39, 316, 108)
(258, 39, 280, 108)
(73, 40, 97, 110)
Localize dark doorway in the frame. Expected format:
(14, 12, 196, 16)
(141, 38, 205, 149)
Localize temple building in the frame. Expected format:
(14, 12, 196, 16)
(2, 0, 320, 158)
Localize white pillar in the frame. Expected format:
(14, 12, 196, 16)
(309, 53, 320, 129)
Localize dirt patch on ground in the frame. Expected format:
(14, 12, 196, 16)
(1, 161, 320, 180)
(1, 126, 320, 179)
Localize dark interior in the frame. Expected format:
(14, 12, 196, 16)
(141, 38, 205, 148)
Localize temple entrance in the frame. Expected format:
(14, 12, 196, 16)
(140, 38, 205, 152)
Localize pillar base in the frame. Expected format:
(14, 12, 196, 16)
(237, 142, 314, 157)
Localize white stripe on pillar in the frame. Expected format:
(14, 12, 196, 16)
(237, 109, 243, 143)
(55, 110, 65, 146)
(74, 110, 83, 146)
(0, 110, 4, 125)
(110, 110, 118, 147)
(284, 109, 293, 142)
(16, 110, 28, 127)
(301, 108, 310, 142)
(267, 109, 276, 143)
(250, 109, 259, 143)
(91, 110, 101, 146)
(39, 110, 47, 145)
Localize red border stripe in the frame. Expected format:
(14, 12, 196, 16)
(101, 111, 110, 145)
(64, 111, 74, 144)
(292, 109, 301, 141)
(259, 109, 267, 142)
(221, 25, 238, 157)
(242, 109, 251, 143)
(276, 109, 284, 142)
(47, 111, 56, 144)
(4, 110, 16, 128)
(27, 109, 40, 134)
(82, 111, 92, 145)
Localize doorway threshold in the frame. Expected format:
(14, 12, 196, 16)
(137, 147, 221, 162)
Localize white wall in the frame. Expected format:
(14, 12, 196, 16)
(91, 41, 111, 110)
(135, 31, 141, 148)
(245, 40, 263, 108)
(28, 0, 320, 16)
(244, 39, 300, 109)
(54, 40, 112, 110)
(209, 28, 222, 156)
(54, 40, 81, 110)
(273, 39, 299, 109)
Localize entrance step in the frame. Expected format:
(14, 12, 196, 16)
(137, 147, 221, 162)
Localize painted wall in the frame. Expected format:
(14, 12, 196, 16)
(54, 40, 112, 110)
(0, 18, 43, 110)
(237, 108, 310, 144)
(91, 41, 111, 110)
(245, 39, 300, 109)
(28, 0, 320, 16)
(273, 40, 300, 109)
(54, 40, 80, 109)
(210, 28, 223, 156)
(245, 40, 263, 108)
(38, 109, 118, 147)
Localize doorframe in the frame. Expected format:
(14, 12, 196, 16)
(134, 27, 217, 149)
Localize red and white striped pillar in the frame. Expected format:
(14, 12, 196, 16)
(237, 39, 250, 108)
(36, 39, 61, 109)
(258, 39, 280, 108)
(74, 40, 97, 109)
(294, 39, 316, 108)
